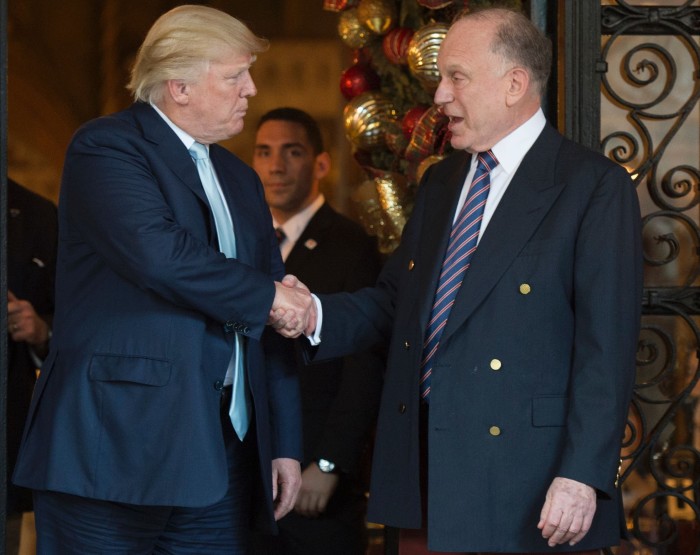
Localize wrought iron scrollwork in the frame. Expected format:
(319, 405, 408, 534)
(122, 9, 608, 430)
(602, 2, 700, 36)
(600, 2, 700, 553)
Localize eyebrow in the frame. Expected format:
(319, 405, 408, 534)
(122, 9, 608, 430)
(254, 142, 307, 150)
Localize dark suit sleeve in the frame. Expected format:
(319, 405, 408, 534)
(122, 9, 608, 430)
(62, 123, 275, 339)
(558, 161, 642, 498)
(312, 179, 430, 360)
(265, 328, 303, 461)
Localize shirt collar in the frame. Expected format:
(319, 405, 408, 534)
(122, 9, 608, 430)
(490, 108, 546, 176)
(273, 194, 325, 247)
(150, 102, 200, 152)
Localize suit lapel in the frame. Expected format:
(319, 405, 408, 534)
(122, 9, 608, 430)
(210, 146, 256, 266)
(132, 103, 208, 206)
(440, 125, 565, 344)
(131, 104, 257, 263)
(131, 103, 222, 246)
(285, 203, 334, 273)
(415, 152, 473, 329)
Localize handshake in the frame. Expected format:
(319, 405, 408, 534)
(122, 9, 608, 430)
(268, 275, 317, 338)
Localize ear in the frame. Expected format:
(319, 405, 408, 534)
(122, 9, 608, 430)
(504, 67, 530, 107)
(166, 79, 190, 106)
(314, 152, 331, 180)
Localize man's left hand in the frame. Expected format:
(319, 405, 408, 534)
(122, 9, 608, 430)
(294, 461, 339, 518)
(271, 457, 302, 520)
(7, 291, 50, 347)
(538, 476, 596, 547)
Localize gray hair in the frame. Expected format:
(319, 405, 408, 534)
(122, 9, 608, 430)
(127, 5, 269, 104)
(456, 8, 552, 96)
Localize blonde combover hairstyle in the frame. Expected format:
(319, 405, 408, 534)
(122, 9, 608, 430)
(127, 5, 269, 104)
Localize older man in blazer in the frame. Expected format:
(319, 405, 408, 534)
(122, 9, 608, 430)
(13, 6, 313, 554)
(276, 7, 642, 554)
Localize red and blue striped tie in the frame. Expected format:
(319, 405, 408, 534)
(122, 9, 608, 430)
(420, 150, 498, 402)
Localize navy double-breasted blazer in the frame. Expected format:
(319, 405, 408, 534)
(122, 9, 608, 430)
(13, 102, 301, 529)
(313, 124, 642, 552)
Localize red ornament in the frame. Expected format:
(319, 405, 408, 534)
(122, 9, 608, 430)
(340, 64, 381, 100)
(382, 27, 414, 65)
(401, 105, 430, 139)
(323, 0, 359, 12)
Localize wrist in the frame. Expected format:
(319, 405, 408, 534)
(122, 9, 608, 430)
(316, 458, 338, 474)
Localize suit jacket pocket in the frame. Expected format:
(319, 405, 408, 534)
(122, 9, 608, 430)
(532, 395, 568, 427)
(89, 353, 172, 386)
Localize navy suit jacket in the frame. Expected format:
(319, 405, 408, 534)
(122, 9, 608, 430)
(13, 103, 301, 528)
(313, 123, 642, 552)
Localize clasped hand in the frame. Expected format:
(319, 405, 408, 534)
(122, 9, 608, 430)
(268, 275, 316, 338)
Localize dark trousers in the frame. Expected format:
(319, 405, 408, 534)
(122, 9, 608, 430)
(33, 389, 255, 554)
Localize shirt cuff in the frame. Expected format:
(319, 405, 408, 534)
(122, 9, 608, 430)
(306, 294, 323, 346)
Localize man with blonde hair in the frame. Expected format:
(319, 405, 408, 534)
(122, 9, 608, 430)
(13, 5, 312, 553)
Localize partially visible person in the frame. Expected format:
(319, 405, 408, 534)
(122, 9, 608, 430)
(273, 7, 642, 554)
(12, 5, 313, 554)
(250, 108, 384, 555)
(6, 177, 57, 555)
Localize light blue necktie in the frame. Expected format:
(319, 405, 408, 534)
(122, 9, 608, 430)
(189, 141, 250, 440)
(420, 150, 498, 402)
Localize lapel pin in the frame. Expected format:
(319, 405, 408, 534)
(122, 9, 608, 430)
(304, 239, 318, 251)
(10, 208, 20, 218)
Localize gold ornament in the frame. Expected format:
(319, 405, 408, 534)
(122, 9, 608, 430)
(351, 173, 409, 254)
(407, 22, 448, 91)
(338, 8, 371, 49)
(357, 0, 395, 35)
(343, 92, 398, 151)
(416, 154, 447, 183)
(375, 172, 408, 246)
(351, 181, 386, 245)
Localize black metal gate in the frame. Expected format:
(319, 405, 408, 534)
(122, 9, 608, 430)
(597, 1, 700, 553)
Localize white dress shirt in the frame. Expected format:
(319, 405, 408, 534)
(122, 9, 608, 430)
(456, 108, 546, 241)
(274, 194, 325, 262)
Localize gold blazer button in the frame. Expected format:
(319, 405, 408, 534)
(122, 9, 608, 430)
(489, 426, 501, 436)
(519, 283, 531, 295)
(490, 359, 502, 371)
(408, 260, 415, 271)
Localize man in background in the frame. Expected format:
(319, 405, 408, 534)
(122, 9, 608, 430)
(251, 107, 383, 555)
(6, 177, 57, 555)
(12, 6, 313, 553)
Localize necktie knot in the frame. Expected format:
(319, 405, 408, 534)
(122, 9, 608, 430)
(275, 227, 286, 244)
(189, 142, 209, 161)
(477, 150, 498, 174)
